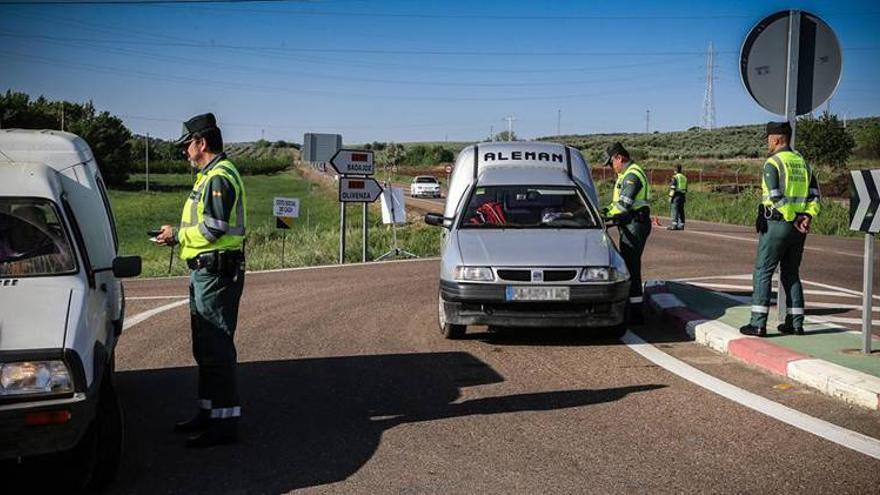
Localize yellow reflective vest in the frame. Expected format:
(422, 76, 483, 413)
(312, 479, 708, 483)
(178, 158, 247, 260)
(608, 162, 651, 216)
(762, 150, 820, 222)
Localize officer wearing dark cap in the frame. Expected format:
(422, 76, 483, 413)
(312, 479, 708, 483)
(602, 142, 652, 324)
(740, 121, 820, 337)
(155, 113, 248, 447)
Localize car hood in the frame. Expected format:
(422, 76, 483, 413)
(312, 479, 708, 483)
(456, 229, 612, 267)
(0, 285, 72, 351)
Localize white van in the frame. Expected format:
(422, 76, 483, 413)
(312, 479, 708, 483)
(0, 130, 141, 489)
(425, 141, 630, 339)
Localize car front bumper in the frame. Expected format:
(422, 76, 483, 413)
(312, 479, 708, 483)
(0, 390, 96, 460)
(440, 279, 629, 328)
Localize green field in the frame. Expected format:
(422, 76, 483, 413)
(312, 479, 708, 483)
(110, 170, 441, 277)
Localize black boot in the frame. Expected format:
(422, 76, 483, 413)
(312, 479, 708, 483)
(186, 418, 239, 448)
(174, 409, 209, 433)
(777, 323, 805, 335)
(739, 324, 766, 337)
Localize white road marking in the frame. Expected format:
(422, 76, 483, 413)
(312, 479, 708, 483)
(688, 282, 861, 299)
(126, 295, 188, 300)
(123, 299, 189, 330)
(621, 330, 880, 460)
(681, 230, 863, 259)
(818, 316, 880, 326)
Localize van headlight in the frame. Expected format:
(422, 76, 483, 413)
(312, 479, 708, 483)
(0, 361, 73, 396)
(454, 266, 495, 282)
(580, 267, 626, 282)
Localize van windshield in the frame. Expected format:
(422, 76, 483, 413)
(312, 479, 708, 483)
(0, 198, 77, 277)
(460, 186, 598, 229)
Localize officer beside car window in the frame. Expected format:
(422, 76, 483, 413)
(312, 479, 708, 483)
(602, 142, 652, 324)
(155, 113, 248, 447)
(740, 121, 821, 337)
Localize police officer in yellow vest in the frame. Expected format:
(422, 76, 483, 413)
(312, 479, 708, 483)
(155, 113, 247, 447)
(668, 164, 687, 230)
(602, 142, 652, 324)
(740, 121, 820, 337)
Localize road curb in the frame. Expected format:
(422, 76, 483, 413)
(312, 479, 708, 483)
(644, 281, 880, 410)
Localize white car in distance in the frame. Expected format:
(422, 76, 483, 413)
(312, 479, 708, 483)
(410, 175, 442, 198)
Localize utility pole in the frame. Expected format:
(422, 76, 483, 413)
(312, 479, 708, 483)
(60, 102, 65, 132)
(145, 133, 150, 192)
(502, 115, 517, 141)
(557, 109, 561, 136)
(645, 109, 651, 133)
(701, 41, 716, 129)
(489, 125, 494, 141)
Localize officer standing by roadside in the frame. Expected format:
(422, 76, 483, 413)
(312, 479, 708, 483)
(155, 113, 248, 447)
(668, 164, 688, 230)
(602, 142, 652, 324)
(740, 122, 820, 337)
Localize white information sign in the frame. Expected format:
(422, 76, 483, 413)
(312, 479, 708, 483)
(273, 197, 300, 218)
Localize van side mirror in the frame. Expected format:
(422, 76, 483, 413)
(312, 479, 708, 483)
(112, 256, 142, 278)
(424, 212, 452, 228)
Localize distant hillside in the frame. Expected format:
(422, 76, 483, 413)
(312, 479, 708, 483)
(225, 140, 300, 161)
(537, 117, 879, 163)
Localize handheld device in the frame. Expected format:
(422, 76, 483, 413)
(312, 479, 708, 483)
(148, 228, 163, 243)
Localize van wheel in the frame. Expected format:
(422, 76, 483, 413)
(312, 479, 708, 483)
(63, 372, 124, 491)
(599, 323, 627, 340)
(438, 294, 466, 339)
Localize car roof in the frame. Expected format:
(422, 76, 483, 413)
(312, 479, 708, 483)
(0, 129, 94, 171)
(477, 167, 576, 187)
(0, 161, 64, 199)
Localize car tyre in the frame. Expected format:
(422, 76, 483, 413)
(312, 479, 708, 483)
(438, 293, 466, 339)
(599, 323, 627, 340)
(62, 370, 124, 492)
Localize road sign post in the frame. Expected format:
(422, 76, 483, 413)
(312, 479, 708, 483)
(850, 170, 880, 354)
(741, 10, 842, 328)
(274, 197, 299, 267)
(330, 150, 379, 264)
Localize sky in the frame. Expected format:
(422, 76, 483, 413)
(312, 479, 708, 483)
(0, 0, 878, 144)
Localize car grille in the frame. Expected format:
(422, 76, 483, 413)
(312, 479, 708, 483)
(496, 269, 578, 282)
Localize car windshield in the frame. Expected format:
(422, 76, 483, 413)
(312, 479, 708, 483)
(415, 177, 438, 184)
(0, 198, 77, 277)
(460, 186, 598, 229)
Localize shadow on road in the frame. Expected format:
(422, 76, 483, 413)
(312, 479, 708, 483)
(98, 352, 662, 493)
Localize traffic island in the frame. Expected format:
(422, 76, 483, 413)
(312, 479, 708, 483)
(644, 280, 880, 410)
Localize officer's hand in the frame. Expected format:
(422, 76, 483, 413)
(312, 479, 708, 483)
(600, 207, 609, 216)
(156, 224, 178, 246)
(794, 215, 811, 234)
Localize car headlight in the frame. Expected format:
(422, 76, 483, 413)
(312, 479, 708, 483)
(580, 266, 628, 282)
(454, 266, 495, 282)
(0, 360, 73, 396)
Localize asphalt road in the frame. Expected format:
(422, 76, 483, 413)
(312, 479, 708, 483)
(106, 215, 880, 494)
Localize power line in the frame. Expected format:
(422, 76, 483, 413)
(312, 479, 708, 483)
(0, 0, 306, 5)
(0, 32, 740, 56)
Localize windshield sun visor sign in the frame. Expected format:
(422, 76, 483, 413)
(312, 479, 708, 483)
(482, 151, 564, 163)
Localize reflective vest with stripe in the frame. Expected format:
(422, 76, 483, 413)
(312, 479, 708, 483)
(609, 162, 651, 215)
(673, 172, 687, 192)
(762, 151, 817, 222)
(178, 159, 247, 260)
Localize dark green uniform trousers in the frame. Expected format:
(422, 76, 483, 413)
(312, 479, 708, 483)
(190, 266, 245, 418)
(749, 220, 807, 329)
(619, 215, 652, 311)
(671, 194, 686, 227)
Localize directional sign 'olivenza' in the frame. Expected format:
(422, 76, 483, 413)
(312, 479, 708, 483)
(330, 149, 375, 175)
(850, 170, 880, 234)
(339, 177, 383, 203)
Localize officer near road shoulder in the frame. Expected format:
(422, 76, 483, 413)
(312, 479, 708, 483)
(740, 121, 820, 337)
(155, 113, 248, 447)
(668, 164, 688, 230)
(602, 142, 652, 324)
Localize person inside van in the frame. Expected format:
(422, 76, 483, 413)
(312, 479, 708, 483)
(0, 201, 74, 276)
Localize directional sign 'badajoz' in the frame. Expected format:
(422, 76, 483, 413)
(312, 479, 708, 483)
(850, 170, 880, 234)
(339, 177, 383, 203)
(330, 149, 375, 175)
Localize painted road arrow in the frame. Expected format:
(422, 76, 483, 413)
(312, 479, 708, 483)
(330, 149, 375, 175)
(339, 177, 383, 203)
(850, 169, 880, 234)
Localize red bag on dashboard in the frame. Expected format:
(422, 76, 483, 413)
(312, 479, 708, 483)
(469, 200, 507, 225)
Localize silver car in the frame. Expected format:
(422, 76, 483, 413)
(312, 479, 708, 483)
(425, 142, 630, 339)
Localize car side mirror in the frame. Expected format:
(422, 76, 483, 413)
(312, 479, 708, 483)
(424, 212, 452, 228)
(112, 256, 142, 278)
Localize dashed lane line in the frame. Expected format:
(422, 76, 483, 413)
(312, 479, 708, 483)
(622, 330, 880, 460)
(680, 230, 863, 259)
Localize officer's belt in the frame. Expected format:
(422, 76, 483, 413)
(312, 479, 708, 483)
(631, 208, 651, 223)
(186, 250, 244, 270)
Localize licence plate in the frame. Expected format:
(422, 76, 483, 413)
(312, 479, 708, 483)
(505, 286, 570, 301)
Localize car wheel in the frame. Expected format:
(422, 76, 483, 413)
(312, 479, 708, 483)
(599, 323, 627, 340)
(438, 293, 466, 339)
(62, 371, 124, 491)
